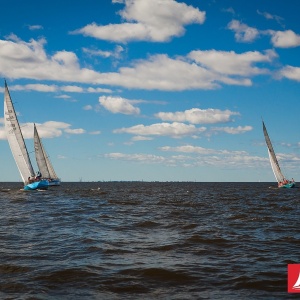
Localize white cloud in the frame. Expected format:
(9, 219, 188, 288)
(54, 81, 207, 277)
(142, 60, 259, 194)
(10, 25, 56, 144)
(104, 152, 165, 163)
(103, 147, 269, 169)
(188, 49, 276, 76)
(211, 125, 253, 135)
(131, 136, 153, 141)
(83, 105, 93, 110)
(64, 128, 86, 134)
(61, 85, 83, 92)
(89, 131, 101, 135)
(228, 19, 300, 49)
(159, 144, 267, 168)
(71, 0, 206, 43)
(108, 54, 223, 90)
(55, 95, 71, 99)
(86, 87, 112, 93)
(0, 82, 112, 94)
(160, 145, 216, 155)
(99, 96, 140, 115)
(268, 30, 300, 48)
(28, 25, 43, 31)
(0, 36, 277, 91)
(160, 145, 249, 155)
(227, 20, 260, 42)
(113, 122, 206, 138)
(278, 65, 300, 82)
(12, 84, 58, 92)
(83, 45, 124, 59)
(155, 108, 240, 124)
(257, 10, 284, 24)
(33, 121, 70, 138)
(0, 121, 87, 140)
(0, 36, 116, 84)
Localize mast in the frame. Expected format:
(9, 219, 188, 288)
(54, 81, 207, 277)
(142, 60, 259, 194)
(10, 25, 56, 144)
(4, 80, 35, 183)
(262, 121, 285, 183)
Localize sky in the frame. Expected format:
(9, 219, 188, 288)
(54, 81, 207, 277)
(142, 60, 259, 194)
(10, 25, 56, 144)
(0, 0, 299, 182)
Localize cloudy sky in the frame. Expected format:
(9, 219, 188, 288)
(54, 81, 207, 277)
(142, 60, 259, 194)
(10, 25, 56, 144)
(0, 0, 299, 182)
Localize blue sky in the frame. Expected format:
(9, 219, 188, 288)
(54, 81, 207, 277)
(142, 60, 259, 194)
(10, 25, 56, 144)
(0, 0, 299, 182)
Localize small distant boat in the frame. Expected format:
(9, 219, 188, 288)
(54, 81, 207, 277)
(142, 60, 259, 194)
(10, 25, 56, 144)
(262, 120, 295, 188)
(34, 123, 61, 186)
(4, 81, 48, 191)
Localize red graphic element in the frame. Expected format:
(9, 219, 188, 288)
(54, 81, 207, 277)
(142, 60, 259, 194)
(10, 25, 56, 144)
(288, 264, 300, 293)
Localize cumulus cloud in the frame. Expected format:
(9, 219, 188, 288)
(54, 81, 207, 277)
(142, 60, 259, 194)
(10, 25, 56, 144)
(268, 30, 300, 48)
(227, 20, 260, 42)
(87, 87, 112, 93)
(99, 96, 140, 115)
(0, 37, 100, 82)
(0, 36, 278, 91)
(106, 52, 265, 90)
(64, 128, 86, 134)
(228, 19, 300, 49)
(104, 153, 166, 163)
(257, 10, 284, 25)
(159, 144, 268, 168)
(211, 125, 253, 135)
(83, 105, 93, 110)
(89, 131, 101, 135)
(83, 45, 124, 59)
(188, 49, 276, 76)
(61, 85, 83, 93)
(160, 145, 247, 155)
(11, 84, 58, 92)
(160, 145, 216, 155)
(278, 65, 300, 82)
(71, 0, 206, 43)
(155, 108, 240, 124)
(103, 146, 269, 169)
(27, 25, 43, 31)
(113, 122, 206, 138)
(131, 136, 153, 141)
(0, 121, 85, 140)
(0, 83, 112, 94)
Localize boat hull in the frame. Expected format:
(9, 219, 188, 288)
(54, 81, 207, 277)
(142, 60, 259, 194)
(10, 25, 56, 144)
(279, 182, 296, 188)
(24, 180, 49, 191)
(48, 179, 61, 186)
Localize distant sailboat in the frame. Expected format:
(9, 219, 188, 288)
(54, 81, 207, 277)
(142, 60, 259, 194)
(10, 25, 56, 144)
(4, 81, 48, 190)
(34, 123, 61, 186)
(262, 120, 295, 188)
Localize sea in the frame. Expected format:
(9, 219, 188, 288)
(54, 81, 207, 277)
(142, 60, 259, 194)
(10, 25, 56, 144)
(0, 182, 299, 300)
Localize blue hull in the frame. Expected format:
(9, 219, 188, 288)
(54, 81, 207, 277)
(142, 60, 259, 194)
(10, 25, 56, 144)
(48, 179, 61, 186)
(24, 180, 49, 191)
(279, 182, 296, 188)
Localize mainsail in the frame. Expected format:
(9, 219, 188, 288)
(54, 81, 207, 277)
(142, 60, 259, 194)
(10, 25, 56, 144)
(262, 121, 285, 183)
(4, 81, 35, 183)
(34, 123, 58, 180)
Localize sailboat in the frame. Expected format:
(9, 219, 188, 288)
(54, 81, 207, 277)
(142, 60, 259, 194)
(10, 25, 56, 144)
(4, 81, 49, 190)
(34, 123, 61, 186)
(262, 120, 295, 188)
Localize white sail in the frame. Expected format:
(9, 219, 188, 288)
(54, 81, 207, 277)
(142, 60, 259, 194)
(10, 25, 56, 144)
(262, 121, 285, 183)
(34, 124, 59, 180)
(293, 272, 300, 289)
(4, 81, 35, 183)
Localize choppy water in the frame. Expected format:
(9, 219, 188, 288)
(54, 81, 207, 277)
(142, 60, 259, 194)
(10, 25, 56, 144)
(0, 182, 299, 299)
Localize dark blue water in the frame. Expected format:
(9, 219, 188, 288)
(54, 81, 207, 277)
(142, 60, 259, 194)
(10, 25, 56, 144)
(0, 182, 299, 299)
